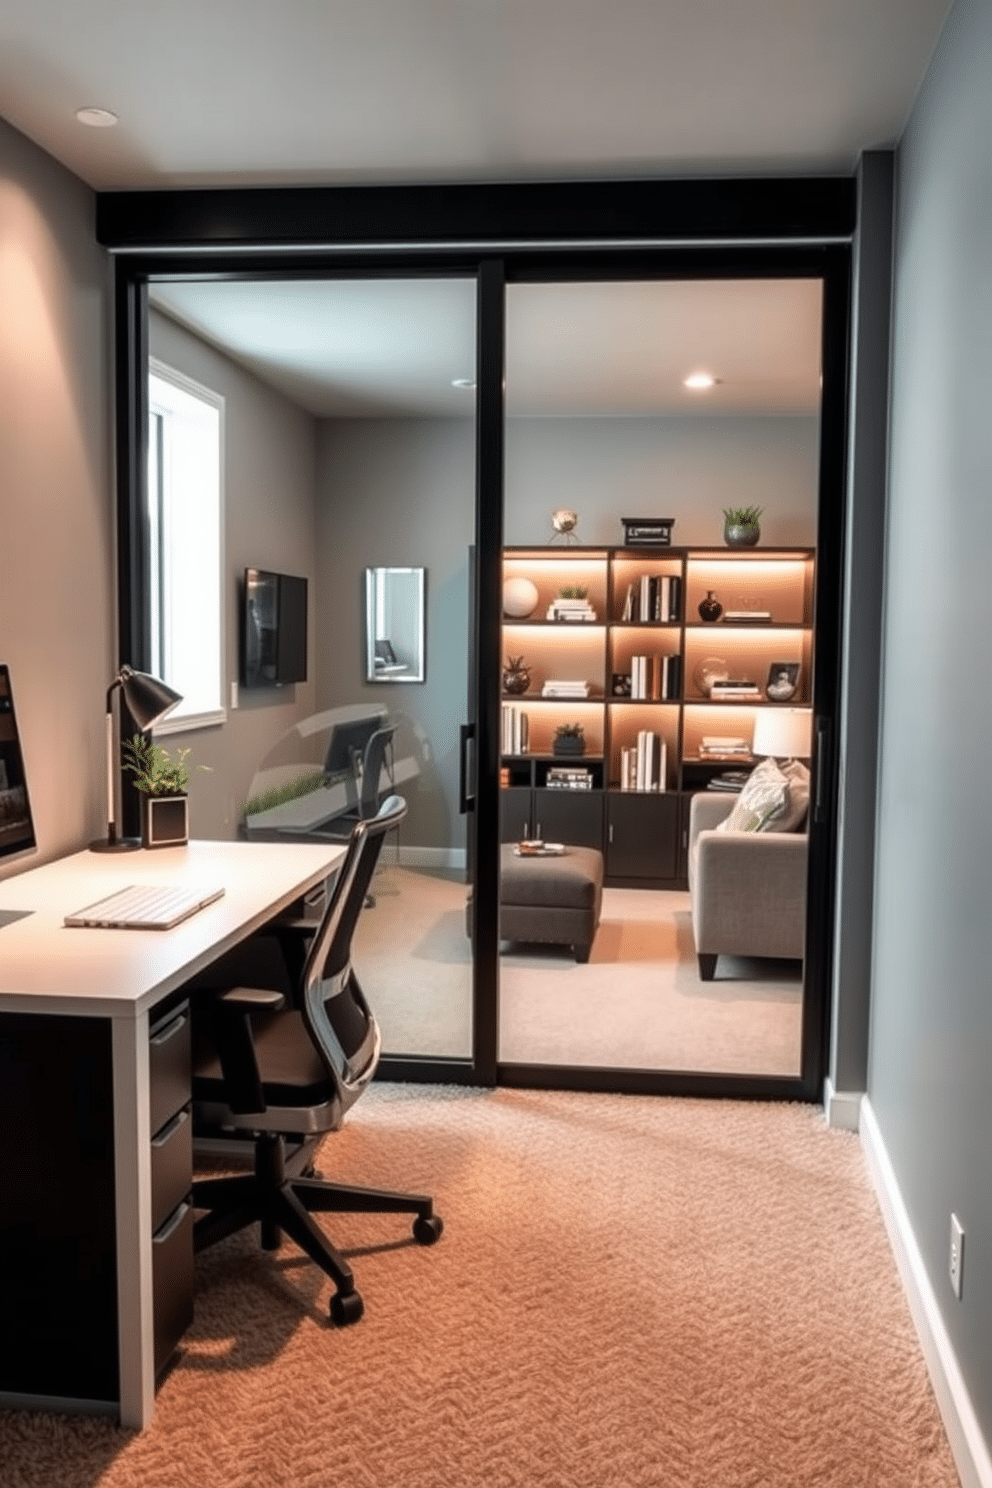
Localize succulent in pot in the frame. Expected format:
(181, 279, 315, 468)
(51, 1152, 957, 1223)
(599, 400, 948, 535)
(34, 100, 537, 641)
(553, 722, 586, 756)
(722, 505, 762, 548)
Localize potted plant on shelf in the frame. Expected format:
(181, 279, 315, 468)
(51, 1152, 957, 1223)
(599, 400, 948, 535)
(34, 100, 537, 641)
(122, 734, 210, 848)
(553, 722, 586, 757)
(722, 505, 762, 548)
(502, 655, 532, 695)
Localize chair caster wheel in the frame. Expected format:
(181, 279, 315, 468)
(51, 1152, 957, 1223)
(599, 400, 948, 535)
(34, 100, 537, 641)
(330, 1289, 364, 1326)
(413, 1214, 443, 1246)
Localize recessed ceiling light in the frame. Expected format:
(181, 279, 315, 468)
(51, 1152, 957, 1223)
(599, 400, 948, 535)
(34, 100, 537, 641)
(683, 372, 719, 390)
(451, 378, 476, 390)
(75, 107, 119, 128)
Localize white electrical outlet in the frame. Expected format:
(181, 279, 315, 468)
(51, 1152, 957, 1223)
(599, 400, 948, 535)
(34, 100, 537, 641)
(949, 1213, 965, 1299)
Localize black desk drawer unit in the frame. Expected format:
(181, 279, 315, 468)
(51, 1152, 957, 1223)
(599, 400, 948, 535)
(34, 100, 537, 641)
(148, 1002, 194, 1375)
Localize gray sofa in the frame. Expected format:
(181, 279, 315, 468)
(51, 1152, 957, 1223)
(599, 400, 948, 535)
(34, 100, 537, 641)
(687, 792, 807, 980)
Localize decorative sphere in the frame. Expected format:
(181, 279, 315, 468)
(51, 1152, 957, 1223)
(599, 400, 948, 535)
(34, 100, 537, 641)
(502, 576, 540, 618)
(551, 508, 578, 534)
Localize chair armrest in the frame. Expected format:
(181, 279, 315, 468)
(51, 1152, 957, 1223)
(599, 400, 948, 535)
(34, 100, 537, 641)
(692, 829, 808, 959)
(210, 985, 285, 1115)
(689, 792, 736, 844)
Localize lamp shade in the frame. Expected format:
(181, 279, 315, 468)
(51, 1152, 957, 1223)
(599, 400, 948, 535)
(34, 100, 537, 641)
(752, 707, 812, 759)
(117, 665, 182, 731)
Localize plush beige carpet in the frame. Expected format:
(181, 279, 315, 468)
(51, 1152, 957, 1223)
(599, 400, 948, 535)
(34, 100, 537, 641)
(2, 1086, 958, 1487)
(357, 865, 802, 1075)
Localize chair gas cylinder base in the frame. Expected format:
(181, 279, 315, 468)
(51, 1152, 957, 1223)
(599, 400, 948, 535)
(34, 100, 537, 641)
(187, 794, 443, 1326)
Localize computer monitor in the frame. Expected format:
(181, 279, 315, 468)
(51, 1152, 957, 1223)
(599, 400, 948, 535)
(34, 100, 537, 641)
(323, 713, 383, 780)
(0, 665, 37, 862)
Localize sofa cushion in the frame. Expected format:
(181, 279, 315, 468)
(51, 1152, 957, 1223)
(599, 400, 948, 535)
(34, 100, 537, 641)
(716, 757, 809, 834)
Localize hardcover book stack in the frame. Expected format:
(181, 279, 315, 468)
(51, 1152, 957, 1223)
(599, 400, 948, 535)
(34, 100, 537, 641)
(545, 765, 594, 790)
(541, 679, 591, 699)
(707, 677, 760, 700)
(619, 731, 667, 791)
(697, 734, 751, 760)
(620, 573, 682, 623)
(546, 597, 597, 622)
(501, 704, 530, 755)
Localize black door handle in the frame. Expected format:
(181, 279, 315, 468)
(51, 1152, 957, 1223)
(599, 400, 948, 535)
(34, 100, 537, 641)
(459, 722, 476, 813)
(814, 718, 830, 823)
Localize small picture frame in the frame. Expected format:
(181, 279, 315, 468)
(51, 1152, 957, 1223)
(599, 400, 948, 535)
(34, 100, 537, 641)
(766, 661, 800, 702)
(611, 672, 632, 697)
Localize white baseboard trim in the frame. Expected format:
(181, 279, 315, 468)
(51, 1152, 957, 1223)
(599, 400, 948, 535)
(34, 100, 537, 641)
(383, 844, 467, 871)
(822, 1078, 862, 1131)
(861, 1097, 992, 1488)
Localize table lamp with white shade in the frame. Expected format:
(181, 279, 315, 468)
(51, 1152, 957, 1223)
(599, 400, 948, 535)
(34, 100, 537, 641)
(751, 707, 813, 763)
(90, 665, 182, 851)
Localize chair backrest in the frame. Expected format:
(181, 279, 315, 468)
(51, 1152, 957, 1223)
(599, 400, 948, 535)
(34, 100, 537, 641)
(299, 792, 407, 1114)
(356, 723, 398, 819)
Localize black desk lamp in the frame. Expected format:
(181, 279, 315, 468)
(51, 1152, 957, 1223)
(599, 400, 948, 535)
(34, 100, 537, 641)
(90, 665, 182, 852)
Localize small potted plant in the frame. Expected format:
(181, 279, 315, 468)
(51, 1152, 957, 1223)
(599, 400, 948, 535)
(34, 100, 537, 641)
(553, 722, 586, 757)
(722, 504, 762, 547)
(122, 733, 210, 848)
(502, 655, 531, 695)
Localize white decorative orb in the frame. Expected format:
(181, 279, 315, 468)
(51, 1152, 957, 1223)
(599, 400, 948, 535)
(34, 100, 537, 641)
(502, 576, 539, 618)
(552, 508, 578, 534)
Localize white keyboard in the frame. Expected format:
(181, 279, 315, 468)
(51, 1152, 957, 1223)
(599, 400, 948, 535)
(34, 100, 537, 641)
(65, 883, 225, 930)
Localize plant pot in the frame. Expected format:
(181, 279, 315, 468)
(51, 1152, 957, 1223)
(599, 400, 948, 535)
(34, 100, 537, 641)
(502, 663, 531, 696)
(553, 735, 585, 757)
(142, 793, 189, 849)
(724, 520, 760, 548)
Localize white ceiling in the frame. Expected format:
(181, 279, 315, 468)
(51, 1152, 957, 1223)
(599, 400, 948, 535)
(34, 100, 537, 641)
(0, 1, 953, 192)
(151, 275, 824, 417)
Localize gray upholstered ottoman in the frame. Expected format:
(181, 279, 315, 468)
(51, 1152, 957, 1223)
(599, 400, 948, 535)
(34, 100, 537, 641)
(466, 844, 604, 962)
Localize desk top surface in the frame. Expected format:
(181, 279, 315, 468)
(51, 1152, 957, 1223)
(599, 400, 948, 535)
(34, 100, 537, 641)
(0, 838, 344, 1018)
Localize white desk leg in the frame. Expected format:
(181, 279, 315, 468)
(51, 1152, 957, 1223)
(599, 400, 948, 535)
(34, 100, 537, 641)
(112, 1012, 155, 1429)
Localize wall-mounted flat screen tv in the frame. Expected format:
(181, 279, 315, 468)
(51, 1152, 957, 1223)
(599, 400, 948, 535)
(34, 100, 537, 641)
(241, 568, 308, 688)
(0, 664, 37, 862)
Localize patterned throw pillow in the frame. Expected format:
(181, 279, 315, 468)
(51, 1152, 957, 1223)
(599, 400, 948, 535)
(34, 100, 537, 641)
(716, 757, 810, 834)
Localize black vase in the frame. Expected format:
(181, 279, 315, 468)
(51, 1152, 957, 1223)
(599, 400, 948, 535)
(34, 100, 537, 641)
(698, 590, 723, 623)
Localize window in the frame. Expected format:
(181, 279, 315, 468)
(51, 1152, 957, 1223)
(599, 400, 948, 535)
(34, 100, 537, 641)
(147, 360, 225, 729)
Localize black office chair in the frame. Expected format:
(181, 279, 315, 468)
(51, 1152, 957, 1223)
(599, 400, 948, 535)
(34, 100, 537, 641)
(318, 722, 399, 906)
(189, 793, 442, 1326)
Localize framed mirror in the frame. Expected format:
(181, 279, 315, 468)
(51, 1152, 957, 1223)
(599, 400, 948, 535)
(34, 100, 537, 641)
(365, 567, 426, 683)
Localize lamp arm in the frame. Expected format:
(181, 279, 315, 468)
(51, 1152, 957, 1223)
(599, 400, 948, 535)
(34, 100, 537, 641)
(105, 674, 124, 843)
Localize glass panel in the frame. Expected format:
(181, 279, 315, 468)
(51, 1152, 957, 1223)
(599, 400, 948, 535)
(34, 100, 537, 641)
(147, 274, 477, 1061)
(498, 277, 823, 1078)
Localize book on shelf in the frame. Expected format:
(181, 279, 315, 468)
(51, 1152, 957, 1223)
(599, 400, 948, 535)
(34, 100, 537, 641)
(722, 610, 772, 624)
(620, 730, 667, 791)
(630, 652, 681, 701)
(541, 679, 591, 698)
(706, 769, 752, 792)
(708, 679, 760, 698)
(501, 703, 529, 756)
(627, 572, 681, 624)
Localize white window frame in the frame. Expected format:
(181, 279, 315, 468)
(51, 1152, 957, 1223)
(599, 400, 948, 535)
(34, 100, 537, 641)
(147, 358, 226, 733)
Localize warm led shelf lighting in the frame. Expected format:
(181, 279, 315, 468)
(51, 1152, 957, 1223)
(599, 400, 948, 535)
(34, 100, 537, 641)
(683, 371, 719, 390)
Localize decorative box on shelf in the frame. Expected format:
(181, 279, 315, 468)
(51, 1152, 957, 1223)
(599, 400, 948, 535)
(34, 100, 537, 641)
(621, 517, 675, 547)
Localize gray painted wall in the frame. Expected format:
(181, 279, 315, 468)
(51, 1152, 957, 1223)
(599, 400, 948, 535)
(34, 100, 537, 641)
(870, 0, 992, 1444)
(314, 416, 475, 855)
(0, 117, 112, 872)
(148, 309, 319, 839)
(505, 415, 820, 548)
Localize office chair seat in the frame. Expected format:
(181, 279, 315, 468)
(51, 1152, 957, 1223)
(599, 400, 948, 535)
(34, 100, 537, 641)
(186, 794, 442, 1326)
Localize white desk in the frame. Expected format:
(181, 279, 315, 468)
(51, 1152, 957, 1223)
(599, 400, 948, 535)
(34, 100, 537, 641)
(0, 838, 345, 1429)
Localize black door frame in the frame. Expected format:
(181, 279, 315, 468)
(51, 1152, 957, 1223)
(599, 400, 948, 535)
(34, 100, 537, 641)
(100, 177, 854, 1103)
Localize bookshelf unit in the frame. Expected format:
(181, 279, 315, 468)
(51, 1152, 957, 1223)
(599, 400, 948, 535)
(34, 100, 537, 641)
(501, 544, 815, 886)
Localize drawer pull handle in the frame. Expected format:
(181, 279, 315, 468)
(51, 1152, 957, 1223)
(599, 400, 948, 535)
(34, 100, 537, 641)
(154, 1199, 191, 1244)
(152, 1105, 190, 1148)
(150, 1010, 188, 1047)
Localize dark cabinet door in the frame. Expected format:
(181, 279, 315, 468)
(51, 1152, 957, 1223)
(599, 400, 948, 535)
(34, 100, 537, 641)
(533, 789, 604, 851)
(500, 787, 533, 842)
(606, 792, 679, 881)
